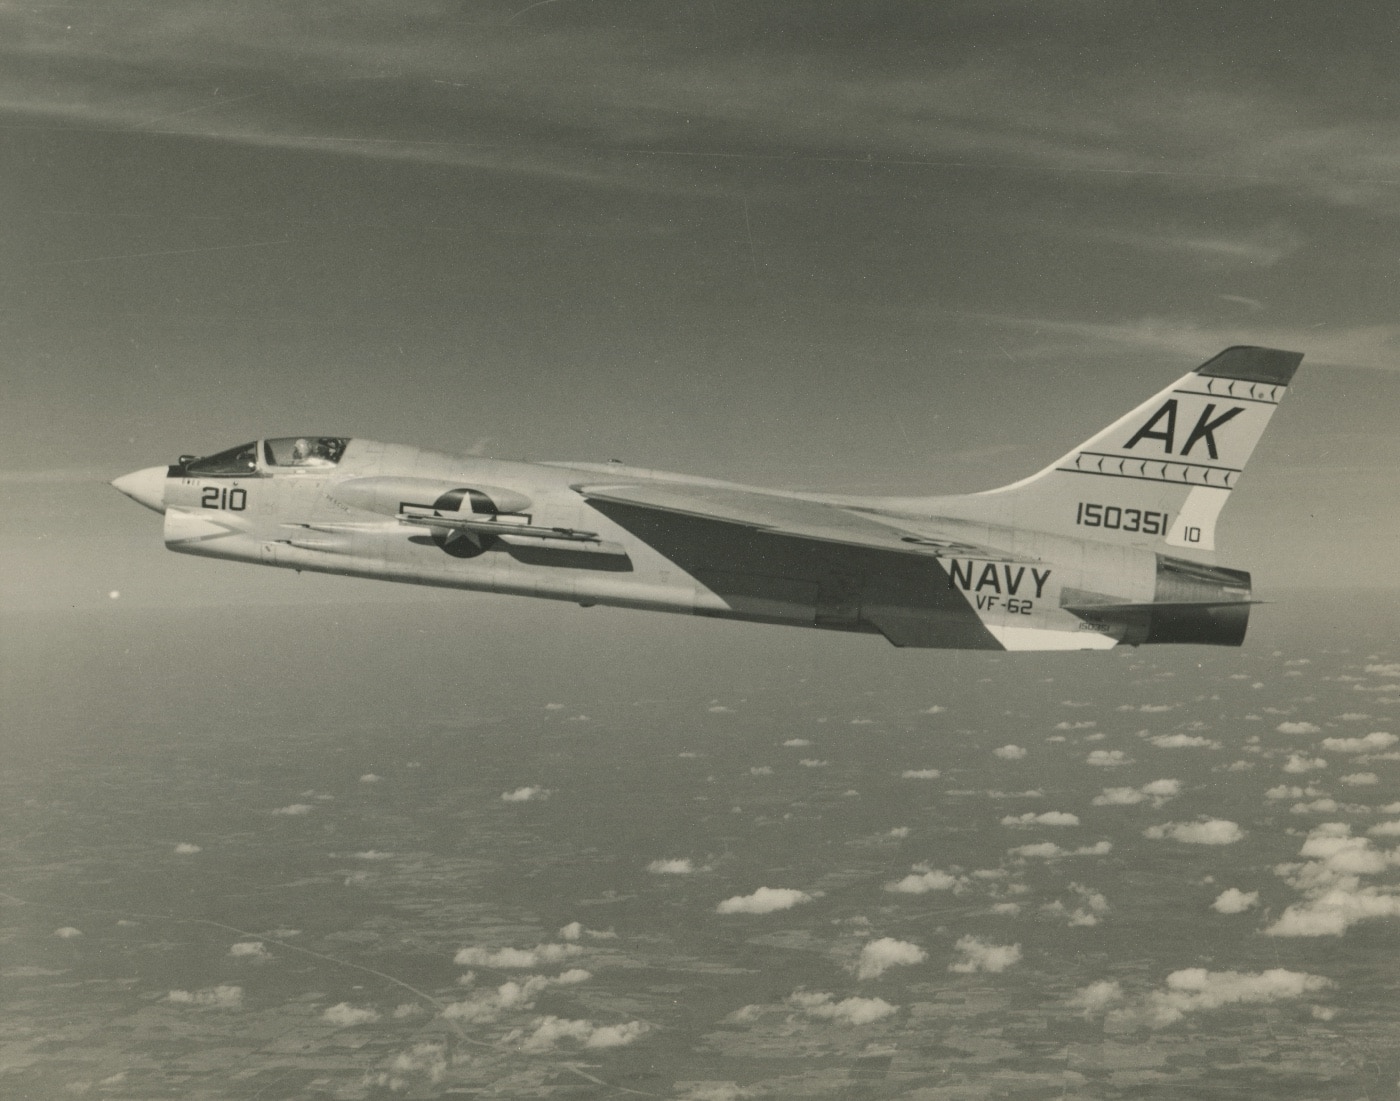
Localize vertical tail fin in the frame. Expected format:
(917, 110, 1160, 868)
(962, 346, 1302, 551)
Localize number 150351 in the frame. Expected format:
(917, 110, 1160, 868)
(1075, 502, 1168, 535)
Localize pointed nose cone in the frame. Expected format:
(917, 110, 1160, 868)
(112, 465, 168, 514)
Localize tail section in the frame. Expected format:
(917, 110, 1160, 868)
(959, 346, 1302, 551)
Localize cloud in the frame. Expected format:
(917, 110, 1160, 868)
(1115, 969, 1333, 1028)
(749, 766, 773, 776)
(1366, 664, 1400, 677)
(1086, 750, 1130, 767)
(887, 827, 910, 839)
(272, 804, 313, 816)
(168, 985, 243, 1008)
(359, 773, 381, 783)
(444, 984, 514, 1023)
(1001, 811, 1080, 827)
(1367, 820, 1400, 837)
(442, 972, 591, 1025)
(1011, 842, 1063, 859)
(987, 315, 1400, 373)
(1068, 980, 1124, 1014)
(783, 738, 812, 747)
(1267, 784, 1322, 800)
(454, 943, 583, 968)
(1340, 772, 1379, 786)
(993, 744, 1027, 760)
(854, 937, 927, 980)
(1266, 894, 1400, 937)
(0, 13, 1364, 207)
(922, 706, 947, 714)
(1144, 819, 1244, 845)
(1086, 778, 1176, 806)
(370, 1043, 448, 1091)
(1055, 721, 1097, 730)
(1093, 786, 1145, 806)
(507, 1016, 647, 1051)
(716, 887, 812, 914)
(949, 936, 1021, 974)
(884, 866, 963, 894)
(323, 1002, 379, 1027)
(1009, 840, 1112, 859)
(1283, 755, 1327, 773)
(1263, 824, 1400, 936)
(229, 941, 269, 959)
(174, 843, 201, 854)
(1211, 888, 1259, 914)
(1276, 721, 1322, 735)
(1044, 883, 1110, 926)
(1290, 799, 1340, 815)
(787, 991, 897, 1026)
(1320, 732, 1396, 753)
(901, 769, 941, 779)
(799, 759, 829, 768)
(1297, 824, 1395, 869)
(648, 858, 695, 874)
(1150, 734, 1220, 749)
(501, 786, 550, 802)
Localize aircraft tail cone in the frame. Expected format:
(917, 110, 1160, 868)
(112, 466, 168, 514)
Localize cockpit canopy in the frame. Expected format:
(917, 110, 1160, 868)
(181, 437, 349, 476)
(264, 436, 348, 468)
(184, 441, 258, 476)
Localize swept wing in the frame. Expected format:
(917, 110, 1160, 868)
(573, 482, 1013, 561)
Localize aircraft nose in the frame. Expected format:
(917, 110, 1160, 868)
(111, 465, 168, 514)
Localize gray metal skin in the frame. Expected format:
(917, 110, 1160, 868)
(113, 347, 1301, 651)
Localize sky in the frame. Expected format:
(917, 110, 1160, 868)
(3, 0, 1399, 610)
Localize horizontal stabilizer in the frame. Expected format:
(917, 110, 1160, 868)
(1062, 599, 1264, 614)
(1063, 599, 1255, 647)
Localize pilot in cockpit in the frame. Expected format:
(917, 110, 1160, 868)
(291, 438, 334, 467)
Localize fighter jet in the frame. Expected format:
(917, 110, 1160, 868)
(113, 346, 1301, 650)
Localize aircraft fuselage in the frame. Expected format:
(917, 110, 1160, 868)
(114, 347, 1300, 650)
(117, 436, 1248, 651)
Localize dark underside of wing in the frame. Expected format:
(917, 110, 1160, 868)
(574, 482, 1003, 649)
(574, 483, 1006, 560)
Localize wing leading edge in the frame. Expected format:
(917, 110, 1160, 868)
(573, 482, 1013, 562)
